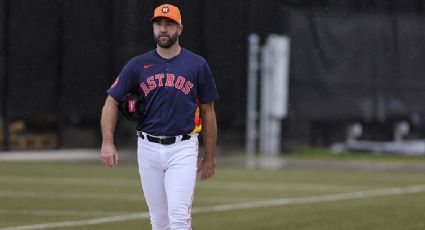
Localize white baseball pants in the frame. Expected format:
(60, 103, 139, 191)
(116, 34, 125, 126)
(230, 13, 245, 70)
(137, 133, 199, 230)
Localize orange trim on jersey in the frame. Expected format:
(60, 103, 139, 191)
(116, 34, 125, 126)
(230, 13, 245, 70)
(191, 98, 202, 134)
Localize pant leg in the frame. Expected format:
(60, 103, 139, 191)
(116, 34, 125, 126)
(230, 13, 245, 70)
(138, 137, 170, 230)
(164, 137, 198, 230)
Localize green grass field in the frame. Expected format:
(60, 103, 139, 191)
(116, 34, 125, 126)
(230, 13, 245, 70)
(1, 157, 425, 230)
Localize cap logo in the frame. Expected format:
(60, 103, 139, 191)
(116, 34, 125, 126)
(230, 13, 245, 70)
(162, 7, 169, 13)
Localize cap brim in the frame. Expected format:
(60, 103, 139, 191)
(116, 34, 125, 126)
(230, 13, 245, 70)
(151, 16, 180, 25)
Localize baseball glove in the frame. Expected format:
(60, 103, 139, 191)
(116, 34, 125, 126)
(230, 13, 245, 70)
(118, 91, 144, 122)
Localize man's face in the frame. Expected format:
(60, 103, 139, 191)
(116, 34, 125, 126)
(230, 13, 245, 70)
(153, 18, 182, 48)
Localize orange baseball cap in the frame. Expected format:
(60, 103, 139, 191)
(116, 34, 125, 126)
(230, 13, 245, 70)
(151, 4, 182, 25)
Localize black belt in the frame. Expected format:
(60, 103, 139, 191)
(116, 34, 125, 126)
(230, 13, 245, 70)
(137, 132, 191, 145)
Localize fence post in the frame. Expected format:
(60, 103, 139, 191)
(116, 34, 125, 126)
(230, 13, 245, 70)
(245, 34, 260, 167)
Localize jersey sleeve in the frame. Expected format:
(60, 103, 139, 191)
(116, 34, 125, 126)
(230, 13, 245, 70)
(107, 58, 139, 102)
(197, 59, 220, 104)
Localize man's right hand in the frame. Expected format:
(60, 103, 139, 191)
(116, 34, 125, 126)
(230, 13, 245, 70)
(100, 144, 119, 167)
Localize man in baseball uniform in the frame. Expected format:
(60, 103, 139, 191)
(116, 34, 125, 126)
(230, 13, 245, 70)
(100, 3, 219, 230)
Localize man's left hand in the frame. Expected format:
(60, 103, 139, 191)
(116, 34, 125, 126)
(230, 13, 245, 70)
(197, 157, 215, 180)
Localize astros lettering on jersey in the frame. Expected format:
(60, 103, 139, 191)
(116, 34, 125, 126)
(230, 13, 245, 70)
(107, 48, 219, 136)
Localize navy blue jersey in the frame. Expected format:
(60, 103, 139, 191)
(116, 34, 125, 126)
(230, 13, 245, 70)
(107, 48, 219, 136)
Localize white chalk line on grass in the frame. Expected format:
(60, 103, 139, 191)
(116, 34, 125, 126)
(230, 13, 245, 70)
(0, 209, 132, 217)
(0, 191, 143, 201)
(200, 182, 369, 192)
(0, 176, 137, 187)
(192, 184, 425, 212)
(0, 176, 367, 192)
(0, 213, 150, 230)
(1, 184, 425, 230)
(0, 190, 267, 203)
